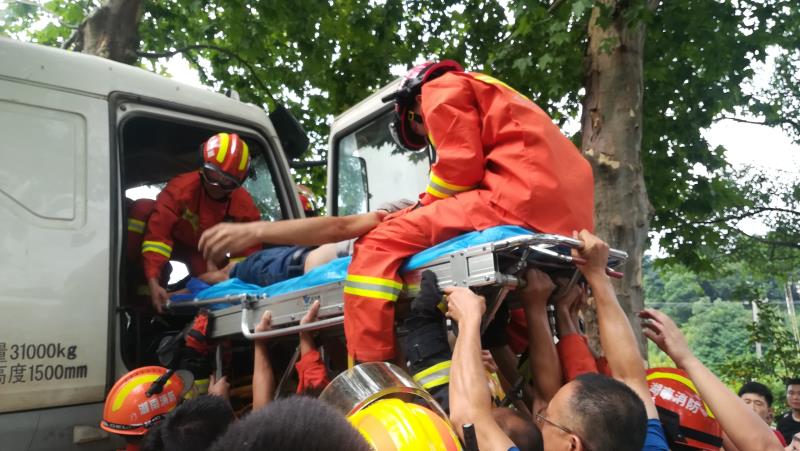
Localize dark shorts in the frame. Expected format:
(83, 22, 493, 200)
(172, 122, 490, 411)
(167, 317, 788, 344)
(230, 245, 313, 286)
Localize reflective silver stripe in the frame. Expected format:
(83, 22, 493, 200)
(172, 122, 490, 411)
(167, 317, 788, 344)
(427, 178, 461, 197)
(413, 361, 451, 390)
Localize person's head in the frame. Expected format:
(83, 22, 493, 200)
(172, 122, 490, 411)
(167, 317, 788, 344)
(539, 373, 647, 451)
(738, 381, 773, 423)
(100, 366, 188, 440)
(158, 395, 235, 451)
(647, 368, 722, 451)
(382, 60, 464, 151)
(787, 378, 800, 411)
(493, 407, 543, 451)
(209, 396, 370, 451)
(200, 132, 250, 200)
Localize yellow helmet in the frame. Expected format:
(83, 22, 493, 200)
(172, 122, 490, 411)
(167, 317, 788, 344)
(348, 398, 462, 451)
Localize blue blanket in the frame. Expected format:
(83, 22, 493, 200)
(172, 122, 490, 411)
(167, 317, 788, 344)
(171, 225, 533, 309)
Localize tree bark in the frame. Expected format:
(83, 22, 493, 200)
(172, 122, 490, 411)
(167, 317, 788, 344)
(71, 0, 143, 64)
(581, 1, 654, 354)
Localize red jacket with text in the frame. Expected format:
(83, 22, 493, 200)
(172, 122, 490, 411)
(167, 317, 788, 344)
(141, 171, 261, 280)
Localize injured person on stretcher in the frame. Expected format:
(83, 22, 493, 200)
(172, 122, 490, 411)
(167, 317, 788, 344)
(169, 198, 416, 295)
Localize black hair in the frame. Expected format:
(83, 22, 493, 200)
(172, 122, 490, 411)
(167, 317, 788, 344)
(139, 422, 165, 451)
(786, 378, 800, 389)
(738, 381, 774, 407)
(208, 396, 370, 451)
(493, 407, 543, 451)
(569, 373, 647, 451)
(159, 395, 235, 451)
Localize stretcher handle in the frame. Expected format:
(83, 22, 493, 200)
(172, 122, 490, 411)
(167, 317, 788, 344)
(529, 245, 623, 279)
(241, 307, 344, 340)
(166, 294, 249, 310)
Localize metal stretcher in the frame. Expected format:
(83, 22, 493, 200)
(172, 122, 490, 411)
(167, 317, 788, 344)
(167, 227, 627, 341)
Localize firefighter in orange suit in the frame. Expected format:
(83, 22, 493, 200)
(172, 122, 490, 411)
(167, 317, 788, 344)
(143, 132, 261, 313)
(343, 60, 595, 362)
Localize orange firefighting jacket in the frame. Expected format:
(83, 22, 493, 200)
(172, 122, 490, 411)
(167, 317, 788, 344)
(418, 71, 594, 235)
(142, 171, 261, 280)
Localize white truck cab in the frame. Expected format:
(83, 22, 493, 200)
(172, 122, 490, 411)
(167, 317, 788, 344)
(325, 78, 433, 216)
(0, 37, 314, 450)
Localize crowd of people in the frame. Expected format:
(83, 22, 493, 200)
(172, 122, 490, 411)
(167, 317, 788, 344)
(108, 59, 794, 450)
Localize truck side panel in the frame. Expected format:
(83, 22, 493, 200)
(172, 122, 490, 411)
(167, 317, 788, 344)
(0, 79, 110, 414)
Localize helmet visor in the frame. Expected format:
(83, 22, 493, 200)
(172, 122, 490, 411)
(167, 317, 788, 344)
(202, 163, 242, 190)
(388, 115, 426, 151)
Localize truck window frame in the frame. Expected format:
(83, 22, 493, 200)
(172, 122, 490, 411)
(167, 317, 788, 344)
(107, 92, 301, 387)
(328, 104, 433, 216)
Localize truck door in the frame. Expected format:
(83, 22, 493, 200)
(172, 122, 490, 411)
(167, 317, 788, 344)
(326, 82, 433, 215)
(0, 77, 112, 433)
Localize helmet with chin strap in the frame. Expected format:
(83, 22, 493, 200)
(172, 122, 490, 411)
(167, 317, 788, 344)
(382, 60, 464, 151)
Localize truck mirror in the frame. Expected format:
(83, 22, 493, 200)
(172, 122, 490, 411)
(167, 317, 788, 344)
(269, 104, 310, 161)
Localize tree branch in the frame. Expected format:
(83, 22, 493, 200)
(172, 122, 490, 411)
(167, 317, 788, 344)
(137, 44, 277, 106)
(726, 227, 800, 250)
(691, 207, 800, 226)
(716, 115, 800, 130)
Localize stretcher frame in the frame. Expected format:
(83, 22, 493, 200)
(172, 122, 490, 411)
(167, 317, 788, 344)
(172, 233, 627, 340)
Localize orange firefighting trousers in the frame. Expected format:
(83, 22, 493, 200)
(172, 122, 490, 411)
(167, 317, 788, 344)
(344, 189, 530, 362)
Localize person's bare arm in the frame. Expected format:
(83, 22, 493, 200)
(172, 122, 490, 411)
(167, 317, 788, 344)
(199, 211, 386, 262)
(518, 268, 562, 405)
(252, 311, 275, 411)
(641, 307, 784, 451)
(554, 280, 581, 338)
(573, 229, 658, 419)
(445, 286, 516, 451)
(299, 300, 321, 356)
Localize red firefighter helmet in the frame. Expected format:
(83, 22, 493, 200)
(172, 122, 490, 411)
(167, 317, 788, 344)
(201, 132, 251, 186)
(382, 60, 464, 151)
(647, 367, 722, 450)
(101, 366, 188, 436)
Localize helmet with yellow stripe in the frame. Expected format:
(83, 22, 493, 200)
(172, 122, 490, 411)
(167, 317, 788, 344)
(100, 366, 189, 436)
(647, 367, 722, 450)
(201, 132, 251, 187)
(349, 398, 462, 451)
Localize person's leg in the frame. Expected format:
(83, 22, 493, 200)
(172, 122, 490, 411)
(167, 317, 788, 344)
(403, 271, 452, 412)
(344, 193, 491, 362)
(229, 245, 311, 286)
(303, 243, 340, 273)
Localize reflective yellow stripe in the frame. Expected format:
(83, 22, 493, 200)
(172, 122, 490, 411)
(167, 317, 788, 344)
(420, 375, 449, 389)
(647, 371, 715, 419)
(413, 360, 451, 390)
(344, 286, 398, 301)
(239, 139, 249, 171)
(216, 133, 230, 164)
(127, 218, 145, 234)
(430, 173, 473, 192)
(471, 73, 530, 100)
(413, 360, 451, 380)
(346, 275, 403, 290)
(230, 257, 246, 263)
(142, 240, 173, 259)
(426, 185, 450, 199)
(427, 131, 436, 147)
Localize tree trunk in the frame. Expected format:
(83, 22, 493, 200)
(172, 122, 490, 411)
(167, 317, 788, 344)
(70, 0, 143, 64)
(581, 1, 654, 354)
